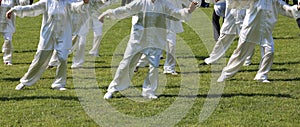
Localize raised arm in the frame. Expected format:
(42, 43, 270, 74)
(6, 0, 46, 19)
(98, 0, 142, 23)
(70, 0, 89, 13)
(164, 1, 198, 22)
(278, 0, 300, 19)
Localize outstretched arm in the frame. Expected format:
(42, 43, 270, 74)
(6, 0, 46, 19)
(98, 1, 141, 23)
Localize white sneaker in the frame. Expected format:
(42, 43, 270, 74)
(217, 75, 227, 82)
(243, 61, 251, 66)
(142, 92, 158, 99)
(262, 79, 271, 83)
(15, 83, 25, 90)
(254, 79, 271, 83)
(163, 70, 178, 75)
(4, 62, 13, 66)
(52, 87, 67, 91)
(104, 92, 113, 99)
(71, 65, 82, 69)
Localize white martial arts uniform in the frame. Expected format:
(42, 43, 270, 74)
(163, 0, 190, 74)
(204, 7, 251, 64)
(71, 0, 107, 68)
(218, 0, 299, 82)
(101, 0, 192, 98)
(135, 0, 190, 74)
(10, 0, 88, 89)
(0, 0, 29, 65)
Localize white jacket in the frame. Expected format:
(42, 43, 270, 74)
(102, 0, 191, 59)
(0, 0, 29, 33)
(227, 0, 299, 45)
(11, 0, 88, 50)
(220, 8, 246, 35)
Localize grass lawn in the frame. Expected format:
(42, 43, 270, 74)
(0, 4, 300, 127)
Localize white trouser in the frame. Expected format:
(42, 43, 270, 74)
(1, 33, 13, 63)
(136, 54, 148, 67)
(107, 49, 161, 94)
(72, 18, 103, 67)
(88, 18, 103, 56)
(219, 40, 274, 81)
(205, 33, 254, 64)
(254, 43, 274, 80)
(219, 41, 256, 79)
(205, 34, 236, 64)
(163, 31, 176, 72)
(20, 49, 69, 88)
(48, 50, 60, 66)
(72, 35, 86, 67)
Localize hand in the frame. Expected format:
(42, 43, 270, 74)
(83, 0, 88, 4)
(6, 9, 13, 19)
(298, 5, 300, 11)
(188, 1, 198, 13)
(98, 15, 105, 23)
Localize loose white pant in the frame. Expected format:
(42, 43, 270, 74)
(163, 31, 176, 72)
(72, 35, 86, 68)
(254, 43, 274, 80)
(72, 18, 103, 67)
(1, 33, 13, 63)
(219, 40, 274, 81)
(88, 18, 103, 56)
(48, 50, 60, 66)
(107, 49, 161, 95)
(205, 33, 254, 64)
(20, 49, 69, 88)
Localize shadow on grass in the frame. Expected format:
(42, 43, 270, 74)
(269, 77, 300, 81)
(98, 93, 294, 99)
(1, 77, 20, 82)
(159, 93, 293, 99)
(11, 62, 32, 65)
(273, 36, 296, 39)
(14, 49, 37, 53)
(177, 55, 208, 60)
(0, 96, 79, 101)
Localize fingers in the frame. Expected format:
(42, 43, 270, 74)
(98, 16, 105, 23)
(99, 17, 104, 23)
(188, 1, 198, 13)
(6, 11, 12, 19)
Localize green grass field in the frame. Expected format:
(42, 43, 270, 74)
(1, 5, 300, 127)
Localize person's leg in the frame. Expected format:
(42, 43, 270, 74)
(104, 52, 143, 99)
(72, 35, 86, 68)
(218, 41, 256, 82)
(254, 43, 274, 82)
(204, 34, 236, 64)
(212, 9, 221, 41)
(51, 49, 69, 90)
(136, 54, 149, 67)
(69, 34, 79, 54)
(142, 64, 159, 99)
(47, 50, 60, 68)
(243, 47, 255, 66)
(2, 33, 13, 65)
(89, 18, 103, 57)
(142, 50, 161, 99)
(164, 31, 177, 74)
(17, 50, 53, 90)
